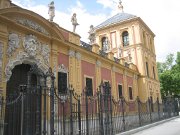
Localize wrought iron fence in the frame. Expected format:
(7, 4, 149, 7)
(0, 80, 180, 135)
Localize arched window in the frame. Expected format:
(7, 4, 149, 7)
(101, 37, 108, 51)
(122, 31, 129, 46)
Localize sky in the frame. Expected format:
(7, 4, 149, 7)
(11, 0, 180, 62)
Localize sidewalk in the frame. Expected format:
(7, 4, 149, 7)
(116, 116, 180, 135)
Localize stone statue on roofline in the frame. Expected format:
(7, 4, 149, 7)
(71, 13, 79, 33)
(88, 25, 96, 45)
(48, 1, 55, 22)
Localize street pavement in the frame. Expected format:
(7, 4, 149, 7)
(131, 117, 180, 135)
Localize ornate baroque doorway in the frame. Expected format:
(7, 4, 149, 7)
(4, 64, 42, 135)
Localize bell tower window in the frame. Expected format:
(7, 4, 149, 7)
(101, 37, 108, 52)
(122, 31, 129, 46)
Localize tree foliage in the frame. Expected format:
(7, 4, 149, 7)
(157, 52, 180, 97)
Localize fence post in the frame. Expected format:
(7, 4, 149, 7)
(0, 96, 4, 135)
(157, 97, 160, 120)
(43, 76, 47, 135)
(148, 98, 152, 123)
(85, 89, 89, 135)
(137, 96, 141, 126)
(110, 95, 113, 135)
(78, 95, 81, 135)
(19, 85, 26, 135)
(69, 85, 73, 135)
(25, 72, 31, 135)
(121, 97, 125, 131)
(50, 73, 55, 135)
(98, 83, 104, 135)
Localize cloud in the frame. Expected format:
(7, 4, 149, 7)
(96, 0, 115, 8)
(96, 0, 180, 62)
(11, 0, 180, 62)
(12, 0, 108, 42)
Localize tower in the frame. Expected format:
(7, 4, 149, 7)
(94, 1, 161, 102)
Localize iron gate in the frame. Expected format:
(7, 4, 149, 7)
(0, 64, 179, 135)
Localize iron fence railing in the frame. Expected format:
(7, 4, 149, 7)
(0, 81, 180, 135)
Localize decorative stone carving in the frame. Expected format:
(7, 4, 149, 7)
(16, 18, 49, 35)
(48, 1, 55, 22)
(42, 44, 50, 65)
(53, 58, 57, 77)
(88, 25, 95, 45)
(7, 33, 20, 57)
(71, 13, 79, 33)
(75, 52, 81, 60)
(118, 48, 123, 58)
(58, 64, 68, 73)
(68, 50, 75, 57)
(0, 42, 3, 82)
(96, 60, 101, 67)
(134, 74, 138, 80)
(5, 51, 48, 81)
(23, 35, 39, 57)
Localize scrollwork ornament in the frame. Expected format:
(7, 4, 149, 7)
(5, 51, 48, 81)
(42, 44, 50, 65)
(7, 33, 20, 57)
(68, 50, 75, 57)
(58, 64, 68, 73)
(96, 60, 101, 67)
(75, 52, 81, 60)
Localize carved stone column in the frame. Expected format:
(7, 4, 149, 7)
(123, 70, 127, 100)
(0, 42, 3, 95)
(50, 43, 58, 89)
(133, 74, 138, 98)
(96, 60, 101, 87)
(111, 66, 116, 98)
(68, 50, 75, 87)
(75, 52, 82, 93)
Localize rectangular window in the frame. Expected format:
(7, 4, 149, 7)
(129, 87, 133, 100)
(118, 84, 123, 98)
(58, 72, 67, 94)
(86, 77, 93, 96)
(153, 66, 156, 79)
(146, 62, 149, 77)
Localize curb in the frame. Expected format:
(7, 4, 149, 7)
(116, 116, 180, 135)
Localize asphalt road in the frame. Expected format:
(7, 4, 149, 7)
(132, 117, 180, 135)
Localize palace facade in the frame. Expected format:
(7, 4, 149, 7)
(0, 0, 161, 104)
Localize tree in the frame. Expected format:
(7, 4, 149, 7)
(157, 52, 180, 97)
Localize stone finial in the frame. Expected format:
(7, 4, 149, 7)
(88, 25, 96, 45)
(71, 13, 79, 33)
(118, 0, 124, 13)
(48, 1, 55, 22)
